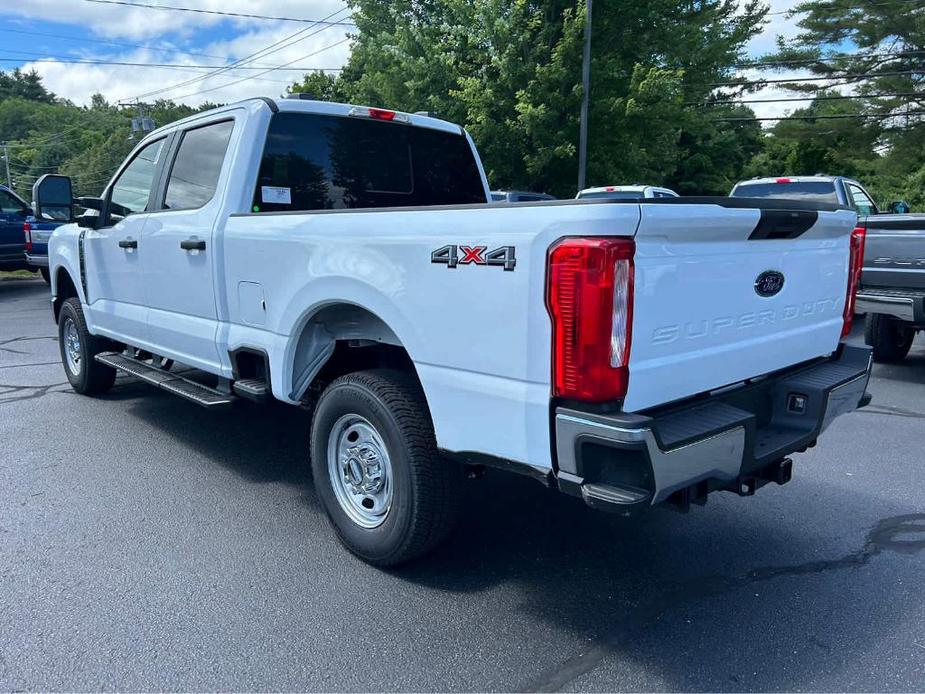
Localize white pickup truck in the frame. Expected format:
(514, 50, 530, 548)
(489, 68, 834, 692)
(40, 96, 873, 566)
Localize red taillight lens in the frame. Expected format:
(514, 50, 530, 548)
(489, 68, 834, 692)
(546, 237, 635, 402)
(368, 107, 396, 121)
(842, 225, 866, 338)
(23, 221, 32, 252)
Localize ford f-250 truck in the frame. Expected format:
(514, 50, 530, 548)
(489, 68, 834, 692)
(40, 96, 873, 566)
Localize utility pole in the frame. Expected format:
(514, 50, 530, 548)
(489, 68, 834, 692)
(577, 0, 592, 192)
(129, 101, 156, 141)
(1, 144, 11, 189)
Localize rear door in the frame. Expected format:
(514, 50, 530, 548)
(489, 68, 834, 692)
(142, 117, 235, 372)
(0, 188, 28, 267)
(625, 201, 858, 411)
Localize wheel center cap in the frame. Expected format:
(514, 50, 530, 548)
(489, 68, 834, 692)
(343, 445, 384, 495)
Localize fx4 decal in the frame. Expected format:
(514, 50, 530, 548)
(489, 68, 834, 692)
(431, 244, 516, 271)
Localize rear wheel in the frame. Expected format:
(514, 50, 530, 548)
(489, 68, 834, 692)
(865, 313, 915, 363)
(310, 369, 461, 566)
(58, 297, 116, 395)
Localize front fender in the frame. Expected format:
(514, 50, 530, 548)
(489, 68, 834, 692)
(49, 223, 86, 304)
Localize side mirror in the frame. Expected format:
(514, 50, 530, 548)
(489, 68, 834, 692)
(889, 200, 910, 214)
(33, 174, 74, 223)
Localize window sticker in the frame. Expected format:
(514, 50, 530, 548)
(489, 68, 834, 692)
(261, 186, 292, 205)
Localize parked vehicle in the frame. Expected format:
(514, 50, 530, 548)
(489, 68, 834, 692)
(24, 214, 64, 283)
(730, 176, 923, 363)
(855, 215, 925, 362)
(0, 184, 32, 272)
(43, 97, 872, 566)
(576, 185, 679, 200)
(729, 175, 880, 215)
(490, 190, 556, 202)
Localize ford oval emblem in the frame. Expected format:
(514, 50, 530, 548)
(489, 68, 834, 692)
(755, 270, 785, 297)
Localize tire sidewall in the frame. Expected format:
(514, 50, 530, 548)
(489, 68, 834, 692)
(58, 300, 90, 391)
(311, 379, 417, 563)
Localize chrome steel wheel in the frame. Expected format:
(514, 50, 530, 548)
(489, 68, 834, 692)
(327, 414, 393, 529)
(63, 316, 82, 377)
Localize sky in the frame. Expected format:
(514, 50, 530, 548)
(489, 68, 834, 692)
(0, 0, 806, 118)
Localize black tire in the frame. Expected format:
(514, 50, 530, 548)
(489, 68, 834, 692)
(58, 297, 117, 395)
(865, 313, 915, 363)
(40, 267, 50, 284)
(310, 369, 461, 566)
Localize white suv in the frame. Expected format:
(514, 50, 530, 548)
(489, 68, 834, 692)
(576, 184, 679, 200)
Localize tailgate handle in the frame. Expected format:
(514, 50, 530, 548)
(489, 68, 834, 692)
(749, 210, 818, 240)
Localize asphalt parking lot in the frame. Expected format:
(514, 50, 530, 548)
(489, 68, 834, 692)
(1, 277, 924, 692)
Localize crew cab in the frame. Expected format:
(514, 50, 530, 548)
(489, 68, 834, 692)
(42, 97, 872, 566)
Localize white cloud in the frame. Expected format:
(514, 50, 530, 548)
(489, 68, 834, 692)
(10, 2, 353, 107)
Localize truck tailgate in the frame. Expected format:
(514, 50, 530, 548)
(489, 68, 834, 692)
(860, 214, 925, 290)
(625, 202, 858, 412)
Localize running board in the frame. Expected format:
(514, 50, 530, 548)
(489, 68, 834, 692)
(95, 352, 236, 409)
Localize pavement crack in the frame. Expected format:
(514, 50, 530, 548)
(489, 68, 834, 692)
(522, 514, 925, 693)
(0, 381, 70, 405)
(859, 405, 925, 420)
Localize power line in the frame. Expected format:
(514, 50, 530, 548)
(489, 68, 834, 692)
(83, 0, 356, 25)
(0, 27, 231, 61)
(0, 56, 343, 72)
(167, 37, 351, 101)
(767, 0, 925, 15)
(709, 69, 923, 87)
(122, 5, 350, 101)
(693, 91, 922, 105)
(734, 49, 925, 69)
(714, 111, 925, 122)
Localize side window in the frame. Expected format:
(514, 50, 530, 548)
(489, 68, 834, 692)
(108, 138, 165, 223)
(848, 184, 875, 216)
(164, 120, 234, 210)
(0, 190, 26, 214)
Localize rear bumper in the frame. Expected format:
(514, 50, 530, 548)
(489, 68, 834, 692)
(554, 344, 872, 513)
(25, 252, 48, 267)
(856, 287, 925, 323)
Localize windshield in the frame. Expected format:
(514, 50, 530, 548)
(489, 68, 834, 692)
(578, 191, 644, 200)
(732, 181, 839, 204)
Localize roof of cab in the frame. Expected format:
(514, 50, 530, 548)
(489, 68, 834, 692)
(143, 96, 465, 139)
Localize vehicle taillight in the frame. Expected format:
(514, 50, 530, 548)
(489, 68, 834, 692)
(347, 106, 410, 123)
(841, 225, 866, 338)
(23, 221, 32, 252)
(546, 237, 635, 402)
(775, 177, 792, 184)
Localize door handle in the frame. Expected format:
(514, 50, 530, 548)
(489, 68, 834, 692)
(180, 238, 206, 251)
(118, 238, 138, 249)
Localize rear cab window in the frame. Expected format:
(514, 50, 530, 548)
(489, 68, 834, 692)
(252, 112, 486, 212)
(164, 120, 234, 210)
(731, 181, 839, 205)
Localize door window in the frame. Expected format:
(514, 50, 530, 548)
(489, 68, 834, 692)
(164, 120, 234, 210)
(108, 138, 165, 224)
(847, 184, 876, 216)
(0, 189, 26, 214)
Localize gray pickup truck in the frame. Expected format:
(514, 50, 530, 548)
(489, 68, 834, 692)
(731, 175, 922, 362)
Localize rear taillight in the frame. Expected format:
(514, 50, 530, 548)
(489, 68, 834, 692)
(841, 225, 866, 338)
(23, 221, 32, 252)
(546, 237, 635, 402)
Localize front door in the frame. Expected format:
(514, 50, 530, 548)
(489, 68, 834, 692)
(142, 118, 234, 372)
(83, 136, 167, 345)
(0, 188, 28, 268)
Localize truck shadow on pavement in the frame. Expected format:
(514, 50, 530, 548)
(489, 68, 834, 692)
(111, 379, 925, 692)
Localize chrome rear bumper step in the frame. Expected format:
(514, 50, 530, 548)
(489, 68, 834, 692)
(95, 352, 236, 409)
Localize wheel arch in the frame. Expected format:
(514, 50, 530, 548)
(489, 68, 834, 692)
(285, 301, 422, 404)
(52, 266, 80, 323)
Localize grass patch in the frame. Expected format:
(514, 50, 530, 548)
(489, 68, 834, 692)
(0, 270, 39, 280)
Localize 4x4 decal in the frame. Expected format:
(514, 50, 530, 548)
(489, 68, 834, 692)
(431, 244, 516, 271)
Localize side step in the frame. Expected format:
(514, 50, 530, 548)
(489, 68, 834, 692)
(233, 378, 270, 403)
(95, 352, 236, 409)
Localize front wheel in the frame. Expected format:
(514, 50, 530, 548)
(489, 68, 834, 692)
(865, 313, 915, 363)
(310, 369, 461, 566)
(58, 297, 116, 395)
